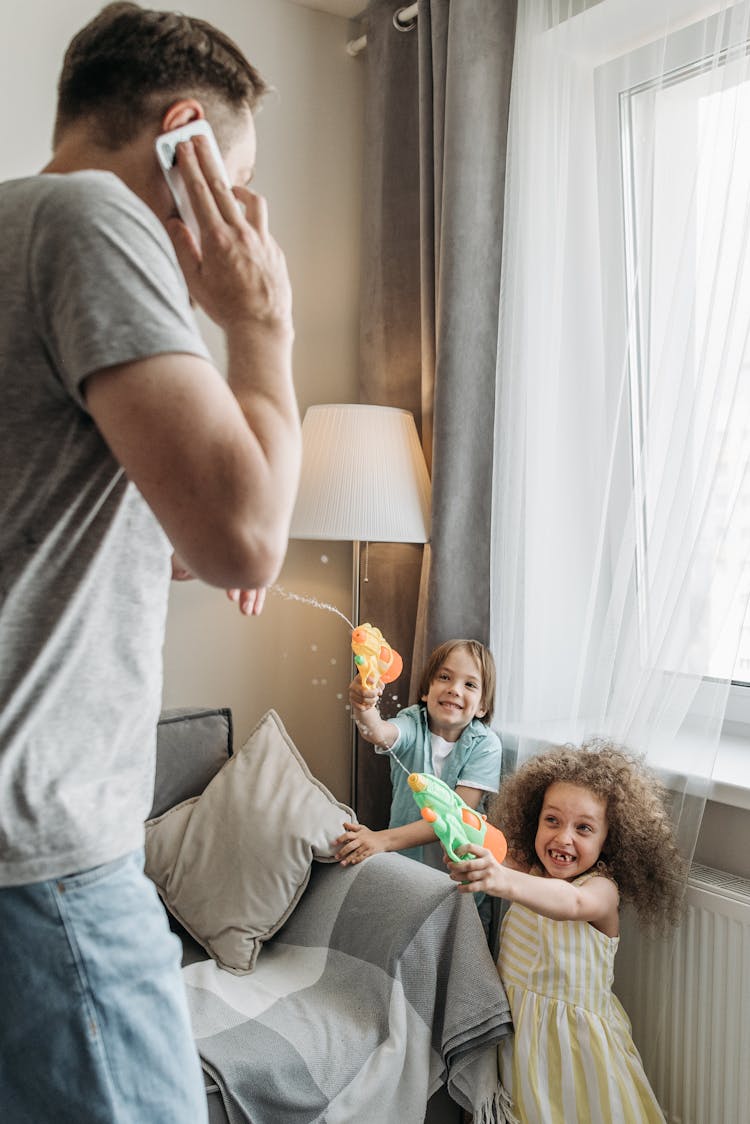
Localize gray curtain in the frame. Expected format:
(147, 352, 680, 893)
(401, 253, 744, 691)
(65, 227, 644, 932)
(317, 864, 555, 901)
(419, 0, 516, 651)
(356, 0, 516, 826)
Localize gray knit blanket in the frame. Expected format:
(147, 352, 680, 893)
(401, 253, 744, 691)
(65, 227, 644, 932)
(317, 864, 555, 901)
(183, 853, 516, 1123)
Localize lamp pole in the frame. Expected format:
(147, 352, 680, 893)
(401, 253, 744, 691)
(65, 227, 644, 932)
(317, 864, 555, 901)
(288, 404, 431, 816)
(350, 539, 361, 810)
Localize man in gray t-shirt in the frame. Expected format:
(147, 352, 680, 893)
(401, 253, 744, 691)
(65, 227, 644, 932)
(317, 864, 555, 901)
(0, 6, 300, 1121)
(0, 171, 209, 886)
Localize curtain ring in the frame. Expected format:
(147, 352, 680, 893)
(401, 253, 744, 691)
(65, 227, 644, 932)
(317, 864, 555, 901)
(393, 7, 418, 33)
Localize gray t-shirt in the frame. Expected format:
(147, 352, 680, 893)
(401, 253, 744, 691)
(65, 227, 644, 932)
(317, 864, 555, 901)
(0, 170, 210, 885)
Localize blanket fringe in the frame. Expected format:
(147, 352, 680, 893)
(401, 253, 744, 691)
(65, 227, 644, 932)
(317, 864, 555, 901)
(472, 1083, 521, 1124)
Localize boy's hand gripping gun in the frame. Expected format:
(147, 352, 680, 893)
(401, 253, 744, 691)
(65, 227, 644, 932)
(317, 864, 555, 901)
(408, 772, 508, 863)
(351, 622, 403, 688)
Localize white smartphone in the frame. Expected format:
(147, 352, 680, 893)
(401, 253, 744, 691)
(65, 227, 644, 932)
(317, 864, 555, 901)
(155, 119, 231, 248)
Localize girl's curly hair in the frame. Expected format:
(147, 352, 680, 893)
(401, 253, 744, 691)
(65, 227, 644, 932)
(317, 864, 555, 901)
(490, 739, 687, 931)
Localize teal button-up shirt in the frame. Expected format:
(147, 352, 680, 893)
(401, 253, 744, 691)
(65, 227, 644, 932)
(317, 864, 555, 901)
(375, 703, 502, 864)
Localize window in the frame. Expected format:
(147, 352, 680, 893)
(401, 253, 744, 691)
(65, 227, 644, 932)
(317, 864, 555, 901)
(596, 4, 750, 696)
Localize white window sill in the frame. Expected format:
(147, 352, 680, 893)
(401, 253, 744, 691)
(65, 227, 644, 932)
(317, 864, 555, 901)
(710, 730, 750, 811)
(499, 712, 750, 811)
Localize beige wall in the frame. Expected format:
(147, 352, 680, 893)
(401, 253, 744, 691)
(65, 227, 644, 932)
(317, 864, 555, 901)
(160, 1, 364, 802)
(3, 0, 363, 803)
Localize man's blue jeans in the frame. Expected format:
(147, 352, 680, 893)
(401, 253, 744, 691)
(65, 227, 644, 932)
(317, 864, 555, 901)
(0, 849, 208, 1123)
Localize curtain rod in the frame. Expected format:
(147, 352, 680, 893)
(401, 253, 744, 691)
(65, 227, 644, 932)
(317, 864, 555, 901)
(346, 3, 418, 57)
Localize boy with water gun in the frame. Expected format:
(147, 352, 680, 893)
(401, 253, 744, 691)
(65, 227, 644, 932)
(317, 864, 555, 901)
(335, 638, 502, 870)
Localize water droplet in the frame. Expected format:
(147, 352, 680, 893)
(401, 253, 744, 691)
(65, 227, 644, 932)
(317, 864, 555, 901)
(310, 643, 318, 652)
(311, 678, 319, 686)
(344, 704, 351, 711)
(320, 554, 329, 564)
(321, 678, 328, 686)
(336, 693, 344, 700)
(330, 658, 337, 665)
(391, 694, 398, 700)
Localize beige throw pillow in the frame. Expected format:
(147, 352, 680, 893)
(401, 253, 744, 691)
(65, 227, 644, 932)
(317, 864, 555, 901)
(145, 708, 354, 974)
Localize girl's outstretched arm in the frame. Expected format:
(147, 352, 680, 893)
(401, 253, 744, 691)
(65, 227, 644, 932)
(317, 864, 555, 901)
(446, 845, 620, 936)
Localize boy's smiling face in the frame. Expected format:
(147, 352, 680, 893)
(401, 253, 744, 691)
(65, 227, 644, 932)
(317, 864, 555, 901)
(421, 646, 486, 741)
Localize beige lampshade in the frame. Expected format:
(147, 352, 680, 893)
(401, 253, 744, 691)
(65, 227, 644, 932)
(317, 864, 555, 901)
(289, 404, 431, 542)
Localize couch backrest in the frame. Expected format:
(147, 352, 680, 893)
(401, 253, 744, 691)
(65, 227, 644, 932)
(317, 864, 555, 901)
(148, 707, 233, 821)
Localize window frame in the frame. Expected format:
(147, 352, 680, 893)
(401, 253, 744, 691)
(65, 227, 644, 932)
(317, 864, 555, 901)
(593, 2, 750, 733)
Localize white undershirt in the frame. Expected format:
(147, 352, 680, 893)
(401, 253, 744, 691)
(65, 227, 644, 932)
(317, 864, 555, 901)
(430, 733, 454, 779)
(429, 732, 487, 792)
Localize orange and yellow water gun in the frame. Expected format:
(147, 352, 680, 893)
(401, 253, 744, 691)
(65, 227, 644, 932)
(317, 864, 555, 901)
(351, 622, 403, 688)
(408, 772, 507, 863)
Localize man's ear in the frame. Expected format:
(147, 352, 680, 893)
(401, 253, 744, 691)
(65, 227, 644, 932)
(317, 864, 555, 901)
(159, 98, 205, 134)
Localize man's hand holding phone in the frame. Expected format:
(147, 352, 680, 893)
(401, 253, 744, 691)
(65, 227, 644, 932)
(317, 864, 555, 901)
(147, 117, 300, 597)
(158, 122, 293, 338)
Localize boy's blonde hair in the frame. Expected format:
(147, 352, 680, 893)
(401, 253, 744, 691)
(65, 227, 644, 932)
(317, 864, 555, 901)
(418, 639, 496, 725)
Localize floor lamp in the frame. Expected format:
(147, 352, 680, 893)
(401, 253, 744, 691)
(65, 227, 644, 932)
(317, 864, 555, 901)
(289, 404, 432, 809)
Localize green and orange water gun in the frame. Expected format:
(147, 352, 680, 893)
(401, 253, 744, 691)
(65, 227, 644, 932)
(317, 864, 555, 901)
(408, 772, 507, 863)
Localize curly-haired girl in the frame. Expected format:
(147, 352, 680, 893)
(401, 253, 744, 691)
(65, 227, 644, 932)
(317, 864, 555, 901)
(445, 740, 685, 1124)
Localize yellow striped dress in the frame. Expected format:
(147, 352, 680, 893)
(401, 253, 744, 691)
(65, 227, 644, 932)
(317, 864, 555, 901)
(497, 872, 665, 1123)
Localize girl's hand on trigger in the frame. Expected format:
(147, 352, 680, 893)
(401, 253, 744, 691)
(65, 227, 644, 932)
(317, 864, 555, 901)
(445, 844, 509, 896)
(334, 822, 386, 866)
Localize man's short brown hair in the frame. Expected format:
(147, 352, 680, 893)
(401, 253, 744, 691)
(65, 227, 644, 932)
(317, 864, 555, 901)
(54, 2, 268, 148)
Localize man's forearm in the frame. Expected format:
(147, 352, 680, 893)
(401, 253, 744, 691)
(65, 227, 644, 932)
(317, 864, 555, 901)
(85, 347, 300, 591)
(225, 320, 301, 558)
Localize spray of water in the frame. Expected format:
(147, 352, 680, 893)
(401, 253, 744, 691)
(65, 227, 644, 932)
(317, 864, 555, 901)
(270, 585, 354, 629)
(272, 585, 411, 775)
(385, 747, 411, 777)
(354, 719, 411, 777)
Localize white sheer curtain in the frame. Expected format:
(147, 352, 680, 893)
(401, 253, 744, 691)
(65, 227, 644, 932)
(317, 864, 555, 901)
(491, 0, 750, 863)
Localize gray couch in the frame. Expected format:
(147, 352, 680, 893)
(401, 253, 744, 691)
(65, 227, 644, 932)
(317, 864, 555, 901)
(150, 706, 504, 1124)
